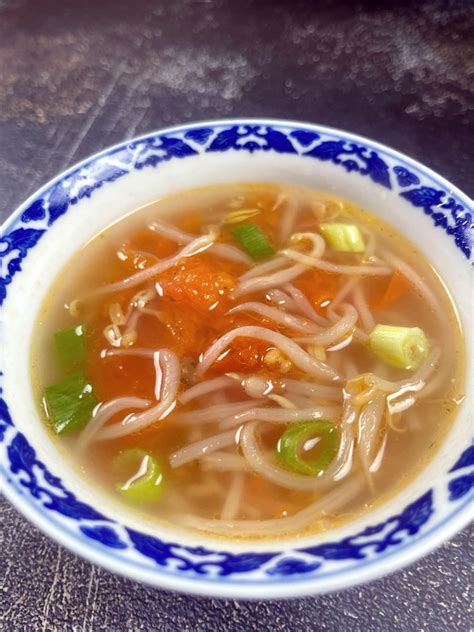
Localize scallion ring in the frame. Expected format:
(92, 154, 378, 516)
(113, 449, 165, 503)
(276, 420, 340, 476)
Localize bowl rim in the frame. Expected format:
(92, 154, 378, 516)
(2, 117, 473, 235)
(0, 118, 472, 600)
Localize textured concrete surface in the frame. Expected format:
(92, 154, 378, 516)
(0, 0, 473, 630)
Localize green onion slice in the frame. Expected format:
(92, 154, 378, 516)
(320, 223, 365, 253)
(369, 324, 430, 370)
(113, 449, 165, 503)
(44, 373, 97, 435)
(231, 222, 274, 260)
(54, 324, 87, 369)
(276, 420, 340, 476)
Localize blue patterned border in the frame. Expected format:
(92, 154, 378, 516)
(0, 121, 472, 591)
(1, 123, 472, 309)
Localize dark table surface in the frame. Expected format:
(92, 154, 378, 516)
(0, 0, 473, 630)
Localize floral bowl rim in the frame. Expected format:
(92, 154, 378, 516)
(0, 118, 472, 600)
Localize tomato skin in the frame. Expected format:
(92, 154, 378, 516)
(158, 258, 236, 315)
(208, 337, 270, 374)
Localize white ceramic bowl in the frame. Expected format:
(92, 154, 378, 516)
(0, 120, 472, 599)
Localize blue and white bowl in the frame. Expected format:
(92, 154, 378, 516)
(0, 120, 472, 599)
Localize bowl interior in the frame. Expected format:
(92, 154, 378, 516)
(0, 121, 472, 597)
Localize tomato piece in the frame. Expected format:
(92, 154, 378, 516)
(117, 242, 159, 273)
(372, 270, 411, 311)
(158, 303, 202, 358)
(158, 257, 236, 314)
(293, 269, 339, 314)
(86, 325, 155, 402)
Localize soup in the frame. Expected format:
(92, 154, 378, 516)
(33, 183, 465, 539)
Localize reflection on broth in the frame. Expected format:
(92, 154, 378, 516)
(32, 183, 465, 539)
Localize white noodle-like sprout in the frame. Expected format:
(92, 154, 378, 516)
(284, 232, 326, 259)
(348, 348, 440, 405)
(328, 399, 357, 482)
(280, 232, 392, 276)
(235, 232, 328, 297)
(85, 233, 216, 298)
(235, 234, 326, 297)
(240, 257, 289, 281)
(179, 376, 237, 404)
(283, 283, 329, 326)
(278, 195, 300, 244)
(292, 305, 359, 348)
(328, 277, 360, 315)
(170, 428, 240, 468)
(267, 393, 298, 409)
(200, 452, 250, 472)
(386, 396, 416, 415)
(153, 351, 163, 400)
(95, 349, 180, 440)
(265, 288, 297, 311)
(282, 252, 392, 276)
(129, 288, 156, 309)
(235, 263, 308, 297)
(180, 375, 275, 405)
(385, 348, 442, 408)
(148, 219, 193, 244)
(78, 397, 151, 449)
(369, 433, 388, 473)
(240, 421, 351, 491)
(220, 472, 245, 520)
(357, 393, 386, 492)
(351, 283, 376, 332)
(280, 378, 343, 401)
(149, 219, 252, 265)
(218, 404, 342, 430)
(176, 475, 364, 535)
(227, 302, 321, 333)
(124, 307, 162, 337)
(173, 400, 268, 425)
(109, 303, 126, 326)
(237, 376, 274, 398)
(196, 326, 341, 382)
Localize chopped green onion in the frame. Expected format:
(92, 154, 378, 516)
(276, 420, 340, 476)
(54, 324, 87, 369)
(320, 223, 365, 252)
(231, 222, 274, 260)
(44, 373, 97, 435)
(113, 449, 164, 503)
(369, 324, 430, 370)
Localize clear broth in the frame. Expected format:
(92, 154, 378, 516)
(32, 183, 465, 540)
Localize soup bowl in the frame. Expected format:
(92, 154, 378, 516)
(0, 119, 472, 599)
